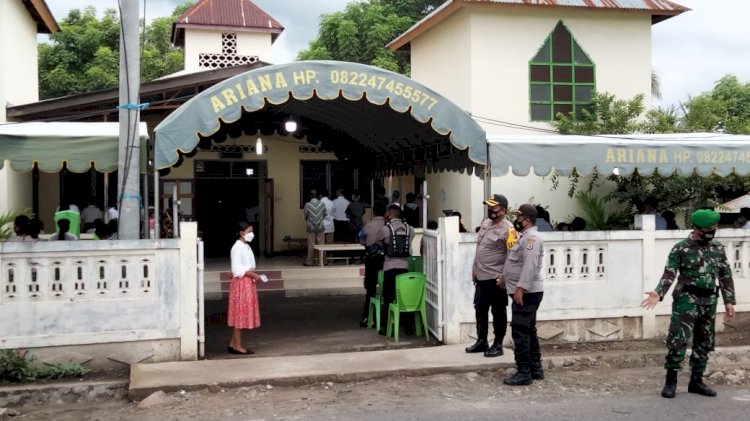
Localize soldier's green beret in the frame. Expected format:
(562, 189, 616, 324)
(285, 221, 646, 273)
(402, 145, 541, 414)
(690, 209, 720, 228)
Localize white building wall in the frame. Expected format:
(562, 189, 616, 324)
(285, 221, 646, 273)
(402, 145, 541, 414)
(183, 28, 274, 73)
(0, 0, 40, 214)
(410, 7, 655, 223)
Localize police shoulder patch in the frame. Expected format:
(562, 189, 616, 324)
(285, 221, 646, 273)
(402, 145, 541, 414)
(526, 238, 535, 250)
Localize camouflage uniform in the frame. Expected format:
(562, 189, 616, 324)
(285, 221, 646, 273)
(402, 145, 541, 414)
(655, 234, 736, 373)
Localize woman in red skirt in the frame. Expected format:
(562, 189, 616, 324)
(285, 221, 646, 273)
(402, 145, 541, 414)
(227, 222, 261, 354)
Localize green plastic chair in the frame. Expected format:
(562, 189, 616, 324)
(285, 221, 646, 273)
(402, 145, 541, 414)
(54, 210, 81, 239)
(367, 270, 384, 329)
(386, 272, 429, 343)
(408, 256, 424, 273)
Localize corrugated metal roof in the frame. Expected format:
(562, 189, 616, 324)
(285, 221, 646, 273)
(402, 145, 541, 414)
(387, 0, 689, 50)
(176, 0, 283, 30)
(172, 0, 284, 46)
(473, 0, 688, 13)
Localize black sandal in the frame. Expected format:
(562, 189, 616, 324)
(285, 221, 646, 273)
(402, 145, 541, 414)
(227, 346, 254, 355)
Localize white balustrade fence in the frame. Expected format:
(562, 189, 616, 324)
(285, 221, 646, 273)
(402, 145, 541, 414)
(0, 223, 199, 365)
(431, 216, 750, 345)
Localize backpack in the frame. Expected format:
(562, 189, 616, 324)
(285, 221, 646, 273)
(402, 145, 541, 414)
(385, 220, 411, 258)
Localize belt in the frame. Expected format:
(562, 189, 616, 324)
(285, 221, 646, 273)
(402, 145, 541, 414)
(681, 284, 718, 298)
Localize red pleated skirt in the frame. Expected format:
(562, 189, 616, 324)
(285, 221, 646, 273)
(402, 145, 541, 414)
(227, 276, 261, 329)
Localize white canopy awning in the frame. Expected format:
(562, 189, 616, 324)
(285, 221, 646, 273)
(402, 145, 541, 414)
(489, 133, 750, 177)
(0, 122, 149, 173)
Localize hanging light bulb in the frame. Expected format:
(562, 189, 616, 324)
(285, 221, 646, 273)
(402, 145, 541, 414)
(284, 119, 297, 133)
(255, 137, 263, 155)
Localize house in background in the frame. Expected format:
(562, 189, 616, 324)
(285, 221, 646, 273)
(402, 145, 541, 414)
(0, 0, 59, 215)
(387, 0, 688, 229)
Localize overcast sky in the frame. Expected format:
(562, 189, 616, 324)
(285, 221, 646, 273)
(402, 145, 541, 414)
(45, 0, 750, 109)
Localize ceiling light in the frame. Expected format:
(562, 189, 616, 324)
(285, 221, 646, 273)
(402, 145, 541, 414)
(256, 137, 263, 155)
(284, 119, 297, 133)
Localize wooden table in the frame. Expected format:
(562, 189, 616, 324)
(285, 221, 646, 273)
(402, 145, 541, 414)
(313, 244, 365, 267)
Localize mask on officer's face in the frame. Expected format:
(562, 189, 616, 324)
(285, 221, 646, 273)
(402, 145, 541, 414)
(513, 218, 525, 232)
(699, 229, 716, 243)
(488, 209, 497, 219)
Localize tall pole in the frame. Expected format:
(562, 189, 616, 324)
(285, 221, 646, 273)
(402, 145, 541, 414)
(117, 0, 142, 239)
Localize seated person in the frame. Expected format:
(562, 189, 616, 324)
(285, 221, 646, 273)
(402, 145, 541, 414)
(49, 218, 78, 241)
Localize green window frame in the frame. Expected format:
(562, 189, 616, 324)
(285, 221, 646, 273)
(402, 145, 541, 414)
(529, 21, 595, 122)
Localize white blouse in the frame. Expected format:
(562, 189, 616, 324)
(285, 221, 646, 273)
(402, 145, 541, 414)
(230, 240, 256, 278)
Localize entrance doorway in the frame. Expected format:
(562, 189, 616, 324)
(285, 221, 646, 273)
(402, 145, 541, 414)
(194, 160, 270, 258)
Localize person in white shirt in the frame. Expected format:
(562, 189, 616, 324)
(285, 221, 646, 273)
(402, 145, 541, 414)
(332, 189, 351, 242)
(81, 200, 102, 232)
(227, 222, 262, 355)
(320, 190, 335, 243)
(106, 201, 119, 223)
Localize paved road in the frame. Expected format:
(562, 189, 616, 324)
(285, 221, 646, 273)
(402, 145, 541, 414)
(20, 365, 750, 420)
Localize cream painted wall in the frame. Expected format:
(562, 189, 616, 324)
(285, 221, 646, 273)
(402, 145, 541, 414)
(183, 28, 273, 73)
(468, 8, 652, 126)
(160, 135, 337, 250)
(0, 1, 41, 215)
(411, 7, 654, 228)
(410, 9, 472, 110)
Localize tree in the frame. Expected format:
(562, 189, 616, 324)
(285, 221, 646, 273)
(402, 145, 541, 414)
(683, 75, 750, 134)
(297, 0, 444, 74)
(38, 3, 192, 100)
(551, 87, 750, 226)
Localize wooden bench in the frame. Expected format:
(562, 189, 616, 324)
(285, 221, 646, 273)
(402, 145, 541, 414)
(313, 244, 365, 267)
(282, 237, 307, 255)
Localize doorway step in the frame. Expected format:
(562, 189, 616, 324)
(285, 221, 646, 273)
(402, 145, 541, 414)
(203, 265, 364, 300)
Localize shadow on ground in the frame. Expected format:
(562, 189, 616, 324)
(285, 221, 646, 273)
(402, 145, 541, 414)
(204, 291, 438, 359)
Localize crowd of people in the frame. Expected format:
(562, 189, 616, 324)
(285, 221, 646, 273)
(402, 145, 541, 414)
(302, 187, 422, 266)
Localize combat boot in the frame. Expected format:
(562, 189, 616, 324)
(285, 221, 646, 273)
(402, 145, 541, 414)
(688, 371, 717, 397)
(530, 360, 545, 380)
(484, 339, 504, 358)
(503, 365, 533, 386)
(465, 339, 488, 353)
(661, 369, 678, 398)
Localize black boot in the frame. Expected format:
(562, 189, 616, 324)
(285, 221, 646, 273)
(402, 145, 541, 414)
(465, 339, 488, 353)
(688, 371, 717, 397)
(530, 361, 545, 380)
(504, 365, 533, 386)
(661, 369, 678, 398)
(484, 339, 504, 357)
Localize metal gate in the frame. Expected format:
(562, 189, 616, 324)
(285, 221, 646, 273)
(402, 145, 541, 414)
(422, 230, 444, 342)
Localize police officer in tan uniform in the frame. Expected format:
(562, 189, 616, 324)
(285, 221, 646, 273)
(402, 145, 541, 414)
(502, 204, 545, 385)
(465, 194, 516, 357)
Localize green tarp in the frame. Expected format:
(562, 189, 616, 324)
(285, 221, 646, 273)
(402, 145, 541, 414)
(489, 133, 750, 177)
(154, 60, 486, 170)
(0, 122, 149, 173)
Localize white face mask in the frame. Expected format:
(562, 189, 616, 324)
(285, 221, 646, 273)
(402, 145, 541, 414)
(244, 232, 255, 243)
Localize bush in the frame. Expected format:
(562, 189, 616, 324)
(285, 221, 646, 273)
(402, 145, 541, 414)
(0, 349, 89, 382)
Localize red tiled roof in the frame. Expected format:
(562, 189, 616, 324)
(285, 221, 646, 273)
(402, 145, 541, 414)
(172, 0, 284, 46)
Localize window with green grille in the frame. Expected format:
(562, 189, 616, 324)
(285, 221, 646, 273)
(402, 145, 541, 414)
(529, 21, 595, 121)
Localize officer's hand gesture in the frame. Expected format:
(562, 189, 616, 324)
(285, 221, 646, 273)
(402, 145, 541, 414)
(513, 288, 524, 305)
(496, 277, 505, 288)
(641, 291, 660, 310)
(725, 303, 735, 322)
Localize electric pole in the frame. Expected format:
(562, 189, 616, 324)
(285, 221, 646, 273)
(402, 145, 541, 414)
(117, 0, 141, 239)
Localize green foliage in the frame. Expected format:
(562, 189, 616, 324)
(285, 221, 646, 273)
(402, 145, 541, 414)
(0, 349, 89, 383)
(38, 3, 192, 99)
(553, 92, 645, 135)
(0, 209, 33, 241)
(574, 191, 632, 230)
(683, 75, 750, 134)
(550, 78, 750, 222)
(297, 0, 444, 74)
